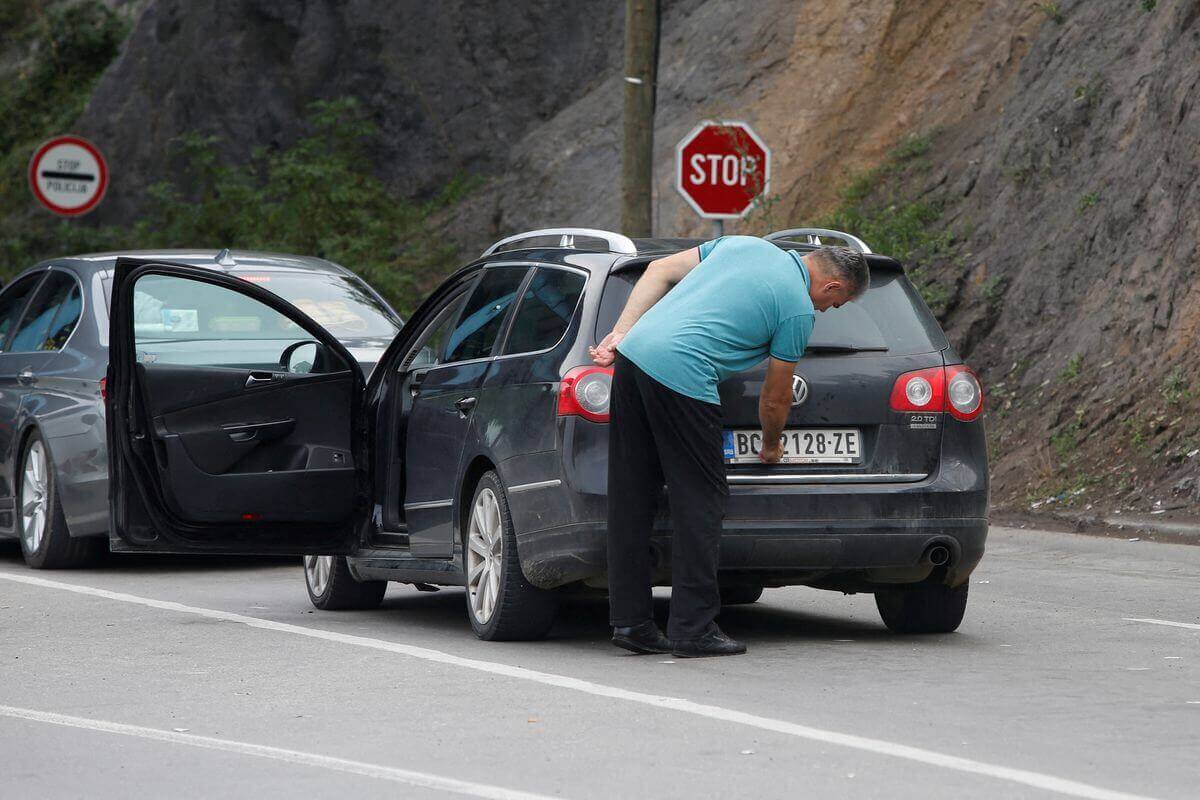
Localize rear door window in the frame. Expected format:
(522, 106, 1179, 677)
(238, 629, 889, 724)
(0, 273, 46, 351)
(502, 267, 586, 355)
(443, 267, 528, 363)
(10, 271, 80, 352)
(597, 266, 946, 355)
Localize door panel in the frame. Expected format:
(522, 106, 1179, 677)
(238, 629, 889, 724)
(141, 364, 354, 522)
(403, 360, 490, 557)
(401, 266, 529, 557)
(108, 259, 368, 554)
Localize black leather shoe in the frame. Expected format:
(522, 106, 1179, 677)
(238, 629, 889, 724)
(671, 623, 747, 658)
(611, 621, 673, 655)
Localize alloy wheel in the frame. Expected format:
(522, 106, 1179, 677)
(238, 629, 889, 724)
(466, 488, 503, 624)
(20, 441, 48, 554)
(304, 555, 334, 597)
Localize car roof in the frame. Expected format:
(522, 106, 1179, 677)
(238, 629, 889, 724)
(31, 249, 355, 278)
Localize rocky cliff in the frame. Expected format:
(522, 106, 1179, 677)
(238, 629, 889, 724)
(17, 0, 1200, 518)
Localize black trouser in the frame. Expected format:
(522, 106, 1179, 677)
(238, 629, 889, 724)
(607, 353, 729, 641)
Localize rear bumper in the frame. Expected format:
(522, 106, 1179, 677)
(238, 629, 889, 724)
(508, 416, 989, 590)
(516, 517, 987, 590)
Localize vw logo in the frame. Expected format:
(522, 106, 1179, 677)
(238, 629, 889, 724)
(791, 374, 809, 406)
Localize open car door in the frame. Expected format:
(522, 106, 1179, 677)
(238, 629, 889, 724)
(106, 258, 369, 555)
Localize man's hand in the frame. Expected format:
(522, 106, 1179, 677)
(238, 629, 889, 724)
(758, 357, 797, 463)
(758, 437, 785, 464)
(589, 331, 624, 366)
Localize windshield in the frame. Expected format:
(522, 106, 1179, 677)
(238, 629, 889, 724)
(102, 269, 400, 342)
(596, 266, 946, 356)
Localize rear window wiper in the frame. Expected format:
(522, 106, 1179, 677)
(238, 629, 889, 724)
(805, 344, 889, 354)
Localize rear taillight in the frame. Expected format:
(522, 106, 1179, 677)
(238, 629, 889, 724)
(889, 366, 984, 421)
(945, 365, 983, 421)
(558, 366, 613, 423)
(889, 367, 945, 412)
(99, 377, 107, 402)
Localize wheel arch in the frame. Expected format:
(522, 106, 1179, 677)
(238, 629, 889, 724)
(456, 454, 498, 545)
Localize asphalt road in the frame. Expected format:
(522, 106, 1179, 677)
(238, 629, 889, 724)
(1, 525, 1197, 800)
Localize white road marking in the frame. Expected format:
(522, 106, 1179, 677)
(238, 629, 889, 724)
(0, 570, 1161, 800)
(0, 704, 557, 800)
(1124, 617, 1200, 631)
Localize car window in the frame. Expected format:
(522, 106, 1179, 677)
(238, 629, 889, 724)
(0, 273, 46, 352)
(596, 265, 947, 355)
(42, 276, 83, 351)
(10, 271, 79, 353)
(131, 273, 346, 371)
(443, 267, 529, 364)
(404, 291, 469, 370)
(502, 268, 586, 355)
(229, 271, 400, 341)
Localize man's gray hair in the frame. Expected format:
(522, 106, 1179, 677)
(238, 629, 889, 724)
(814, 246, 870, 298)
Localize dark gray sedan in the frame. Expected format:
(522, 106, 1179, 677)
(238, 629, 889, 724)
(0, 249, 401, 568)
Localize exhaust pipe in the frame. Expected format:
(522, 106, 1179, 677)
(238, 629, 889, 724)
(921, 543, 953, 568)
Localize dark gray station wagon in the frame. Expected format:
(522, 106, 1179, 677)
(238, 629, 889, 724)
(105, 228, 988, 641)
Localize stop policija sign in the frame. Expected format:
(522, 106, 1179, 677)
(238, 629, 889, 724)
(28, 135, 109, 216)
(675, 121, 771, 219)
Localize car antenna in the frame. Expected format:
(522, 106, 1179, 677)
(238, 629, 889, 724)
(215, 248, 237, 268)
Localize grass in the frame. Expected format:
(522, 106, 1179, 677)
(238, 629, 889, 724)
(814, 132, 957, 315)
(1161, 367, 1195, 405)
(1051, 408, 1086, 460)
(1059, 354, 1082, 381)
(1077, 193, 1099, 214)
(1035, 2, 1065, 24)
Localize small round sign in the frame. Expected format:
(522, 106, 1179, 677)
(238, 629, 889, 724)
(28, 135, 109, 216)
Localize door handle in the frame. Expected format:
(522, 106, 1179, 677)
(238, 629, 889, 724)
(454, 396, 477, 416)
(223, 418, 295, 443)
(16, 368, 35, 386)
(245, 371, 275, 388)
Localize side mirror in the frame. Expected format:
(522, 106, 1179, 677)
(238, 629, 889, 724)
(280, 340, 321, 374)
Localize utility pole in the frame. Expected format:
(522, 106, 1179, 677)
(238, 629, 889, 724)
(620, 0, 659, 238)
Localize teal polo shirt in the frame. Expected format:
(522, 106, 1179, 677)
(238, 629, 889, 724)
(617, 235, 815, 405)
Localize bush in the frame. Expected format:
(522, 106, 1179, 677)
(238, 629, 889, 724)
(129, 98, 466, 313)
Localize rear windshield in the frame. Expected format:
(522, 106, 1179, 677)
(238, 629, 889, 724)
(596, 267, 946, 355)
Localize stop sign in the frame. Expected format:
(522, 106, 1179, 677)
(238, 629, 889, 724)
(675, 121, 771, 219)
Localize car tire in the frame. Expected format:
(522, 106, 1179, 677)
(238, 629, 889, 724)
(875, 581, 968, 634)
(304, 555, 387, 610)
(463, 471, 557, 641)
(719, 585, 764, 605)
(18, 431, 102, 569)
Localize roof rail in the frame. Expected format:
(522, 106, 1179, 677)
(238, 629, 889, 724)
(764, 228, 873, 254)
(481, 228, 638, 258)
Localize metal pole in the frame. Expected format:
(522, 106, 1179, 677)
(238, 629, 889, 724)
(711, 219, 724, 239)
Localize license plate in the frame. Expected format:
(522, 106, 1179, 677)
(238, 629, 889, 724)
(723, 428, 862, 464)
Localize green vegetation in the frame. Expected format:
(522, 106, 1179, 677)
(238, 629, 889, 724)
(4, 98, 467, 313)
(129, 98, 469, 312)
(1077, 193, 1099, 214)
(0, 2, 464, 314)
(1051, 408, 1085, 460)
(1161, 367, 1195, 406)
(1035, 2, 1065, 24)
(1142, 0, 1156, 11)
(981, 276, 1004, 302)
(816, 133, 956, 315)
(1059, 354, 1082, 381)
(0, 1, 131, 282)
(1072, 78, 1104, 108)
